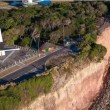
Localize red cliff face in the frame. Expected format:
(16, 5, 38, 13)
(22, 26, 110, 110)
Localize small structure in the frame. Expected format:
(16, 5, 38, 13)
(64, 37, 74, 46)
(0, 29, 20, 56)
(40, 42, 56, 53)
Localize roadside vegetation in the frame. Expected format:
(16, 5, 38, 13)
(0, 74, 53, 110)
(76, 33, 107, 62)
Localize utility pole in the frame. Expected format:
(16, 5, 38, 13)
(63, 21, 65, 46)
(44, 62, 47, 71)
(63, 24, 64, 46)
(37, 33, 40, 57)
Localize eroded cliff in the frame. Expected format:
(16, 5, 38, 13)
(22, 25, 110, 110)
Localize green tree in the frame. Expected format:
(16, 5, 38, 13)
(89, 44, 107, 61)
(20, 36, 31, 47)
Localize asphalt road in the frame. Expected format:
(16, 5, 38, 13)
(0, 47, 70, 83)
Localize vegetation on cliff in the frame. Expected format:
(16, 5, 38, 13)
(77, 33, 107, 62)
(0, 74, 53, 110)
(0, 1, 109, 110)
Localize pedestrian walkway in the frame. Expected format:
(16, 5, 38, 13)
(0, 54, 39, 78)
(0, 65, 20, 78)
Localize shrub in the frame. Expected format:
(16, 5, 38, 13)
(20, 36, 31, 47)
(89, 44, 107, 62)
(0, 74, 53, 110)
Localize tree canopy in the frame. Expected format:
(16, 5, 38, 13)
(0, 2, 108, 45)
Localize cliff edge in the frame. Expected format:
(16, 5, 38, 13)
(22, 25, 110, 110)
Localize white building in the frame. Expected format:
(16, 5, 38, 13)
(0, 29, 20, 56)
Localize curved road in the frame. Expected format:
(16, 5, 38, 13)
(0, 47, 70, 83)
